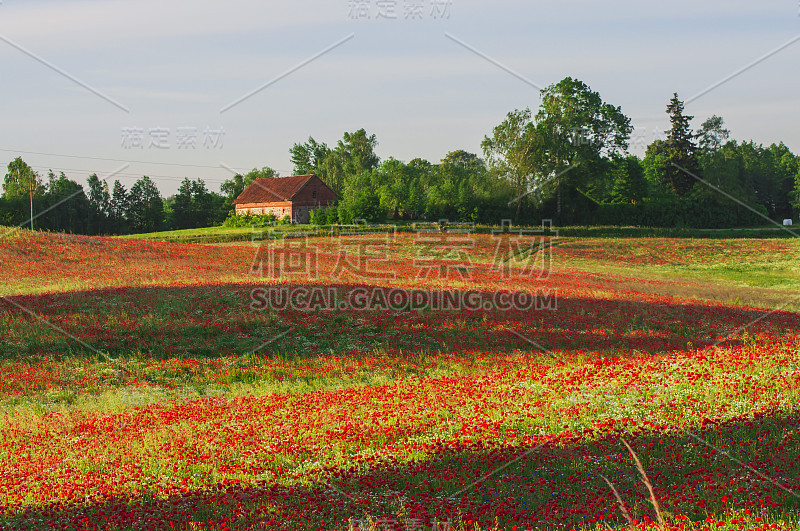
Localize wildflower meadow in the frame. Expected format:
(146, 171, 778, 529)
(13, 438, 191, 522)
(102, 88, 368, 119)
(1, 227, 799, 530)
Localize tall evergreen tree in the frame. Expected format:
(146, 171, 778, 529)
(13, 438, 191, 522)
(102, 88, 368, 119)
(87, 174, 110, 234)
(171, 178, 194, 230)
(190, 179, 212, 228)
(109, 180, 129, 234)
(663, 93, 701, 196)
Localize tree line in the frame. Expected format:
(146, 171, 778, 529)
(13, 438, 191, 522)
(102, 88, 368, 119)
(1, 168, 224, 235)
(3, 76, 800, 233)
(289, 79, 799, 228)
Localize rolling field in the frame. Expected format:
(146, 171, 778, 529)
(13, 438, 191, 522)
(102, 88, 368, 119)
(1, 228, 800, 530)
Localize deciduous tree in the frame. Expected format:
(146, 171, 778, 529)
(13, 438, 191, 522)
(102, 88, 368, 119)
(3, 157, 44, 229)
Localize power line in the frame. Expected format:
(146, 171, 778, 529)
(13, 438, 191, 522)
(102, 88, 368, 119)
(1, 148, 295, 192)
(26, 165, 228, 183)
(0, 147, 252, 172)
(0, 148, 293, 176)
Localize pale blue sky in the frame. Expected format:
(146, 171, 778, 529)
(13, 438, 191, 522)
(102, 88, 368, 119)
(1, 0, 798, 194)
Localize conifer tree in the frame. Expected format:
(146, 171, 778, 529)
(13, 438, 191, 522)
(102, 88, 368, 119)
(663, 93, 701, 196)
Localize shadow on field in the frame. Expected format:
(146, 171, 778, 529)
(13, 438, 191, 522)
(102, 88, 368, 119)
(2, 282, 799, 361)
(8, 410, 800, 530)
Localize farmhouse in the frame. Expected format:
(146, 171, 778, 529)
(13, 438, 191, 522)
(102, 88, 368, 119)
(232, 174, 337, 224)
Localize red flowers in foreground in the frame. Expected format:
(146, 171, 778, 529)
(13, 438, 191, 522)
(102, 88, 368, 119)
(1, 231, 799, 530)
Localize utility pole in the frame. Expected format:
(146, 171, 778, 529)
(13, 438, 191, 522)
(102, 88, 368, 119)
(29, 177, 34, 230)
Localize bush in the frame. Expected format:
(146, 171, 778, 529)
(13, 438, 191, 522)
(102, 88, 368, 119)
(337, 205, 354, 225)
(324, 206, 339, 225)
(593, 197, 769, 228)
(310, 206, 340, 226)
(346, 190, 384, 222)
(222, 212, 277, 228)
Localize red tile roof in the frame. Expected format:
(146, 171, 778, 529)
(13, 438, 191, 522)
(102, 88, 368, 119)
(233, 175, 315, 204)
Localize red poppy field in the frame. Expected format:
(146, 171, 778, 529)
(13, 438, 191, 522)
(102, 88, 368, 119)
(1, 228, 800, 530)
